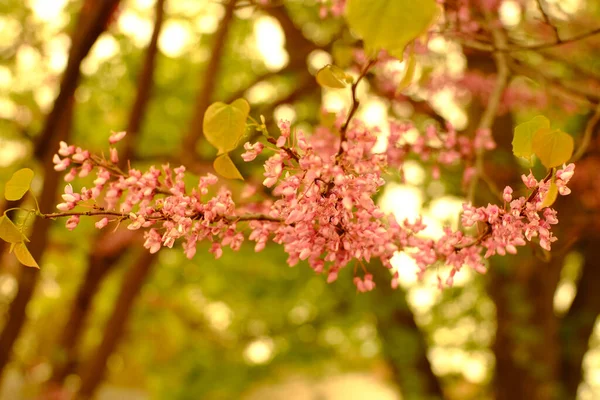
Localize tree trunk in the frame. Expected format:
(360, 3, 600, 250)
(75, 251, 156, 400)
(46, 0, 166, 387)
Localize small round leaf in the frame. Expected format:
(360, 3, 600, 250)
(512, 115, 550, 163)
(532, 128, 574, 169)
(316, 64, 353, 89)
(345, 0, 439, 59)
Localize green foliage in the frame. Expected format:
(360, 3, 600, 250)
(532, 127, 574, 169)
(0, 214, 26, 243)
(4, 168, 34, 201)
(316, 64, 353, 88)
(203, 98, 250, 155)
(213, 153, 244, 181)
(540, 180, 558, 208)
(203, 99, 250, 180)
(13, 241, 39, 269)
(512, 116, 574, 168)
(345, 0, 439, 58)
(512, 115, 550, 163)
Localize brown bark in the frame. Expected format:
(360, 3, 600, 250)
(46, 0, 166, 387)
(75, 251, 156, 400)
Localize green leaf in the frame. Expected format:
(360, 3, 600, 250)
(203, 99, 250, 155)
(532, 128, 574, 168)
(5, 168, 34, 201)
(512, 115, 549, 162)
(332, 42, 354, 68)
(13, 242, 39, 268)
(213, 154, 244, 180)
(397, 45, 416, 93)
(540, 180, 558, 208)
(345, 0, 439, 59)
(316, 64, 353, 89)
(0, 215, 26, 243)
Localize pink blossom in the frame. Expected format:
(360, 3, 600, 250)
(109, 131, 127, 144)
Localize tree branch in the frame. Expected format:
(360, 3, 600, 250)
(467, 13, 510, 202)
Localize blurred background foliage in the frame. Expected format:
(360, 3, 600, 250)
(1, 0, 600, 399)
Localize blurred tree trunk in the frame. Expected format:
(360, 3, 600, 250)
(72, 1, 240, 398)
(46, 0, 166, 388)
(0, 0, 121, 380)
(75, 251, 155, 400)
(370, 264, 444, 400)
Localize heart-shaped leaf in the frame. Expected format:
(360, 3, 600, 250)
(213, 153, 244, 180)
(532, 128, 574, 169)
(5, 168, 34, 201)
(203, 99, 250, 155)
(13, 242, 39, 268)
(0, 215, 27, 243)
(345, 0, 439, 59)
(316, 64, 353, 89)
(512, 116, 550, 163)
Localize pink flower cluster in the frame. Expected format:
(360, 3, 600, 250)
(407, 163, 574, 286)
(385, 120, 494, 184)
(51, 121, 574, 291)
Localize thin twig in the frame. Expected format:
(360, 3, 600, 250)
(571, 103, 600, 162)
(535, 0, 560, 42)
(38, 209, 283, 224)
(448, 27, 600, 53)
(337, 59, 377, 156)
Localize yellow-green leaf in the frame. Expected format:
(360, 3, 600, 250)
(316, 64, 353, 89)
(203, 99, 250, 155)
(332, 42, 354, 68)
(512, 116, 549, 163)
(540, 180, 558, 208)
(13, 242, 39, 268)
(0, 215, 27, 243)
(396, 45, 416, 93)
(5, 168, 34, 201)
(213, 153, 244, 180)
(345, 0, 439, 59)
(532, 128, 574, 169)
